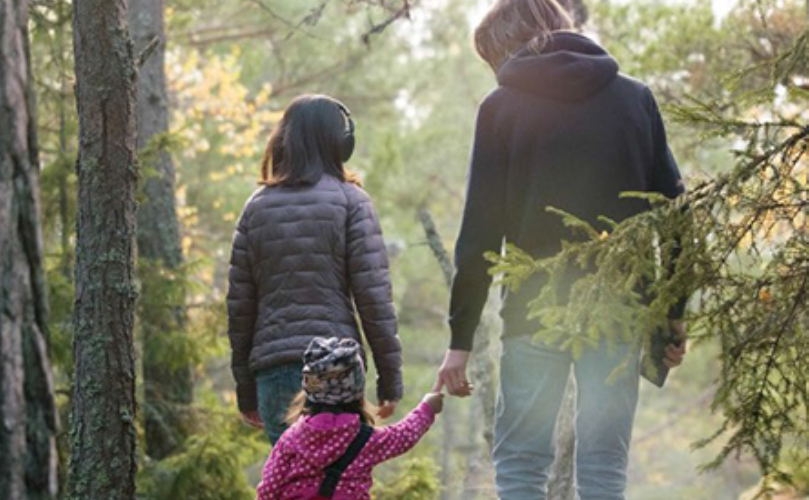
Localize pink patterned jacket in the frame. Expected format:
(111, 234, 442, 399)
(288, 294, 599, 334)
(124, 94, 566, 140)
(256, 402, 435, 500)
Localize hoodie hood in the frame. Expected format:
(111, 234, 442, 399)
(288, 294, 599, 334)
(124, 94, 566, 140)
(286, 413, 362, 468)
(497, 32, 619, 102)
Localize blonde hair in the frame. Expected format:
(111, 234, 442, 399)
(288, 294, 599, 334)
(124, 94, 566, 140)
(474, 0, 575, 71)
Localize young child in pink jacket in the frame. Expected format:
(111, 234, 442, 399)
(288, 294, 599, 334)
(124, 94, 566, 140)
(256, 337, 443, 500)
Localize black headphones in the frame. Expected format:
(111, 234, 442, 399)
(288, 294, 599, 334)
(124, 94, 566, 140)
(334, 100, 355, 163)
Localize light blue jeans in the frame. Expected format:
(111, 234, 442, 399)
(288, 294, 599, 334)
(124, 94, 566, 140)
(256, 362, 304, 444)
(493, 336, 640, 500)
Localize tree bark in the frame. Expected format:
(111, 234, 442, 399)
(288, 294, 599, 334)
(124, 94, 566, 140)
(548, 372, 576, 500)
(68, 0, 139, 499)
(129, 0, 192, 460)
(0, 0, 59, 498)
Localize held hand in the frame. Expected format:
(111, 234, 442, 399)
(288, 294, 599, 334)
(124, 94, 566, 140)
(422, 392, 444, 415)
(241, 410, 264, 429)
(663, 319, 687, 369)
(377, 400, 398, 420)
(435, 349, 473, 397)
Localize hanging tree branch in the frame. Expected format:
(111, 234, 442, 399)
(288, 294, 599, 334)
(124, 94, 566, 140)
(361, 0, 412, 45)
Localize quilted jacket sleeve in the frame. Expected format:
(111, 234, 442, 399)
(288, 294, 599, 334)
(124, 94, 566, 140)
(345, 187, 403, 403)
(227, 201, 258, 412)
(365, 402, 435, 465)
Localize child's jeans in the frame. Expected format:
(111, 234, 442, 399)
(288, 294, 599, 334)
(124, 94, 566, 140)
(493, 336, 640, 500)
(256, 362, 304, 444)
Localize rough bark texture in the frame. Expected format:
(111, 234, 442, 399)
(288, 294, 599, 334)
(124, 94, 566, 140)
(68, 0, 139, 499)
(0, 0, 59, 498)
(129, 0, 192, 460)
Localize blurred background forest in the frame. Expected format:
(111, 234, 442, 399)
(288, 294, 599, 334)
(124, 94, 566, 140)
(23, 0, 809, 498)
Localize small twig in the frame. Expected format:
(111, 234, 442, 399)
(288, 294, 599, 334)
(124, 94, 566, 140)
(137, 36, 160, 69)
(361, 0, 411, 45)
(284, 1, 330, 41)
(184, 27, 277, 48)
(247, 0, 296, 28)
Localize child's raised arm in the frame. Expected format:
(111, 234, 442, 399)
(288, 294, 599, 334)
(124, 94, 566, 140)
(365, 394, 443, 465)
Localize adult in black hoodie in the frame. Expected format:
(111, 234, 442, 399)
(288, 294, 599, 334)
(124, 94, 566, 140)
(435, 1, 687, 499)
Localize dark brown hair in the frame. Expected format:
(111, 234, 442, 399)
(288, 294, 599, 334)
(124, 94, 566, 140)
(260, 94, 360, 187)
(474, 0, 575, 71)
(284, 391, 376, 426)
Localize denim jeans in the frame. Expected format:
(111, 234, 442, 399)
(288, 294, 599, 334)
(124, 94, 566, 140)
(493, 336, 640, 500)
(256, 362, 304, 444)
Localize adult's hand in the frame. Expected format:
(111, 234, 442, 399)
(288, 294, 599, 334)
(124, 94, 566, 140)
(664, 319, 687, 368)
(241, 410, 264, 429)
(377, 400, 398, 420)
(435, 349, 473, 397)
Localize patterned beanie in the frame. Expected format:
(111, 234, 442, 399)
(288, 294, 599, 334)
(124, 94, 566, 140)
(302, 337, 365, 406)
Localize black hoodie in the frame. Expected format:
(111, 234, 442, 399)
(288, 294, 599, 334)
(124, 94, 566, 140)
(448, 32, 684, 351)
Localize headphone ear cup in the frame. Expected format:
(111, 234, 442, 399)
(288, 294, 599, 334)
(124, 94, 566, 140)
(341, 117, 355, 163)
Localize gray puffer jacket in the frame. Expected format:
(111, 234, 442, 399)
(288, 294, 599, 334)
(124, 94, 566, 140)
(227, 175, 402, 412)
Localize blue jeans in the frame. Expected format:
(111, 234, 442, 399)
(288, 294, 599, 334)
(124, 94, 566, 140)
(493, 336, 640, 500)
(256, 362, 304, 444)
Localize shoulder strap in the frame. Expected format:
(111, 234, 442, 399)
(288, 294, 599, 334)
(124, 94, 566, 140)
(316, 423, 373, 499)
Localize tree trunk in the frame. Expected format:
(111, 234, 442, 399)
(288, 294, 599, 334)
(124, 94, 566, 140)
(56, 0, 73, 281)
(548, 372, 576, 500)
(68, 0, 139, 499)
(0, 0, 59, 498)
(461, 309, 498, 500)
(129, 0, 192, 460)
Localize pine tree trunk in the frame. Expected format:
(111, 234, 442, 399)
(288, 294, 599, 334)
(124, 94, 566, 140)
(552, 1, 584, 495)
(129, 0, 192, 460)
(548, 372, 576, 500)
(0, 0, 59, 498)
(68, 0, 139, 499)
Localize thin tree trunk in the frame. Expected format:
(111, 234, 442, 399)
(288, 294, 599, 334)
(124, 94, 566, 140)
(548, 372, 576, 500)
(68, 0, 139, 498)
(417, 209, 458, 500)
(552, 2, 584, 494)
(418, 207, 577, 498)
(0, 0, 59, 498)
(56, 0, 73, 281)
(418, 208, 499, 500)
(461, 308, 498, 500)
(129, 0, 191, 460)
(440, 402, 456, 500)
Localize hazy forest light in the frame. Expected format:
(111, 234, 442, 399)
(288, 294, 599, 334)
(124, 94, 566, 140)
(609, 0, 739, 20)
